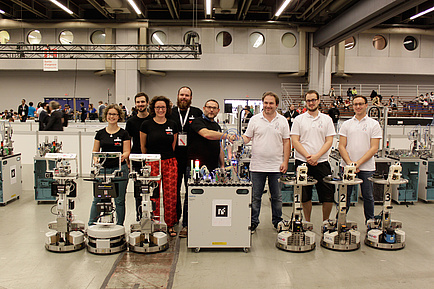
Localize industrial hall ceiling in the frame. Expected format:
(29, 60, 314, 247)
(0, 0, 433, 47)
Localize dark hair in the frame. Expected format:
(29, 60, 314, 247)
(102, 103, 125, 122)
(135, 92, 149, 103)
(29, 102, 33, 106)
(177, 86, 193, 97)
(204, 99, 220, 109)
(149, 96, 173, 117)
(262, 91, 279, 105)
(80, 102, 84, 106)
(305, 90, 320, 100)
(353, 95, 368, 104)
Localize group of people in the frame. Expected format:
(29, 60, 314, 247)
(87, 87, 382, 239)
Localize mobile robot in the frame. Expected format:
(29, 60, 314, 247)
(86, 152, 127, 254)
(128, 154, 169, 253)
(365, 162, 406, 250)
(276, 164, 316, 252)
(44, 153, 85, 252)
(321, 163, 361, 251)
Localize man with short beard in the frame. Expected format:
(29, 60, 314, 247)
(170, 86, 202, 237)
(126, 92, 152, 221)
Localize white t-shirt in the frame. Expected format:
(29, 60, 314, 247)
(290, 112, 336, 163)
(339, 115, 382, 171)
(245, 112, 290, 172)
(36, 107, 44, 116)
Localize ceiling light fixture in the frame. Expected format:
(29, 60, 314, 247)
(50, 0, 73, 15)
(275, 0, 293, 17)
(206, 0, 212, 15)
(0, 9, 5, 14)
(410, 5, 434, 20)
(127, 0, 142, 15)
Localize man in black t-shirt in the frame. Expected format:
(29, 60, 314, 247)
(327, 103, 340, 130)
(180, 99, 230, 237)
(283, 104, 299, 129)
(126, 92, 152, 221)
(169, 86, 202, 228)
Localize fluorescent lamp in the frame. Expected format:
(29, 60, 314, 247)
(153, 34, 164, 45)
(50, 0, 73, 15)
(206, 0, 212, 15)
(275, 0, 293, 17)
(127, 0, 142, 15)
(0, 9, 5, 14)
(410, 5, 434, 20)
(253, 35, 264, 48)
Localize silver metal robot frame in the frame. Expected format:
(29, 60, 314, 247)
(128, 154, 169, 253)
(44, 153, 85, 252)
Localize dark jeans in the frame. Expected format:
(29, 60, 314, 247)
(346, 170, 375, 221)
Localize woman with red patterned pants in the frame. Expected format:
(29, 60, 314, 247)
(140, 96, 178, 237)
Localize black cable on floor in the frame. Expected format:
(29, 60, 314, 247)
(167, 233, 181, 289)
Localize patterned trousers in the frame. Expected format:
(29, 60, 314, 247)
(150, 157, 178, 228)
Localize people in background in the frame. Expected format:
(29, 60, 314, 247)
(98, 101, 106, 122)
(18, 99, 29, 122)
(79, 102, 87, 122)
(88, 104, 130, 226)
(126, 92, 152, 221)
(291, 90, 335, 222)
(169, 86, 203, 238)
(242, 92, 290, 233)
(284, 103, 299, 129)
(347, 88, 353, 98)
(372, 95, 381, 106)
(329, 86, 336, 98)
(242, 105, 253, 124)
(327, 102, 340, 131)
(339, 95, 382, 222)
(140, 96, 178, 237)
(351, 87, 358, 96)
(27, 102, 36, 119)
(44, 101, 64, 131)
(89, 104, 97, 120)
(38, 102, 48, 131)
(388, 95, 397, 109)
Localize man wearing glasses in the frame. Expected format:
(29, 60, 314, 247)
(291, 90, 335, 222)
(338, 95, 382, 222)
(242, 92, 290, 233)
(180, 99, 228, 237)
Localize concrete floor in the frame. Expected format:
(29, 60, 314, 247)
(1, 179, 433, 289)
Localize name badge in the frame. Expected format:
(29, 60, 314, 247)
(178, 133, 187, 146)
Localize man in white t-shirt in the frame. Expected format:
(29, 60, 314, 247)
(339, 95, 382, 222)
(242, 92, 290, 233)
(290, 90, 336, 222)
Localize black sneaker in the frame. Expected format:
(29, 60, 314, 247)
(251, 224, 258, 234)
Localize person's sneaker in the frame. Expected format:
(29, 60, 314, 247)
(179, 227, 188, 238)
(250, 224, 258, 234)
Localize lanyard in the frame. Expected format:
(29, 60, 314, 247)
(178, 107, 190, 132)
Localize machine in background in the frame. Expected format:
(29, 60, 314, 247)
(86, 152, 127, 254)
(128, 154, 169, 253)
(276, 164, 316, 252)
(366, 162, 406, 250)
(44, 153, 85, 252)
(34, 137, 62, 202)
(321, 164, 361, 251)
(0, 120, 21, 205)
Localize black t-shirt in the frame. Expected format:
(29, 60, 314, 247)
(140, 118, 178, 160)
(126, 114, 152, 154)
(170, 106, 203, 159)
(95, 128, 130, 168)
(328, 107, 340, 124)
(188, 116, 221, 171)
(283, 109, 299, 127)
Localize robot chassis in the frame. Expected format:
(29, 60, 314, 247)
(0, 120, 14, 157)
(276, 164, 316, 252)
(365, 162, 406, 250)
(44, 153, 85, 252)
(86, 152, 127, 255)
(321, 164, 362, 251)
(128, 154, 169, 253)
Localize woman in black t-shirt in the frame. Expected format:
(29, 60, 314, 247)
(88, 104, 131, 226)
(140, 96, 178, 237)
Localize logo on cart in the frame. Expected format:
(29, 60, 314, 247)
(216, 205, 228, 217)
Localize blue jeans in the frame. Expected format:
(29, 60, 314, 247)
(88, 164, 129, 226)
(251, 172, 282, 227)
(346, 170, 375, 221)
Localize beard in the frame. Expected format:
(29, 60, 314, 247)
(177, 98, 192, 110)
(307, 105, 318, 112)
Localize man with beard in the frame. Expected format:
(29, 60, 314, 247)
(126, 92, 152, 221)
(291, 90, 336, 222)
(170, 86, 202, 237)
(242, 92, 290, 233)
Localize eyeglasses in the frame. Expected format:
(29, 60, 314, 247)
(306, 99, 318, 103)
(353, 103, 366, 107)
(205, 106, 219, 110)
(107, 113, 119, 116)
(155, 106, 167, 110)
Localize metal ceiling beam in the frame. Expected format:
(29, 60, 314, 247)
(86, 0, 112, 19)
(164, 0, 179, 19)
(10, 0, 49, 19)
(313, 0, 428, 48)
